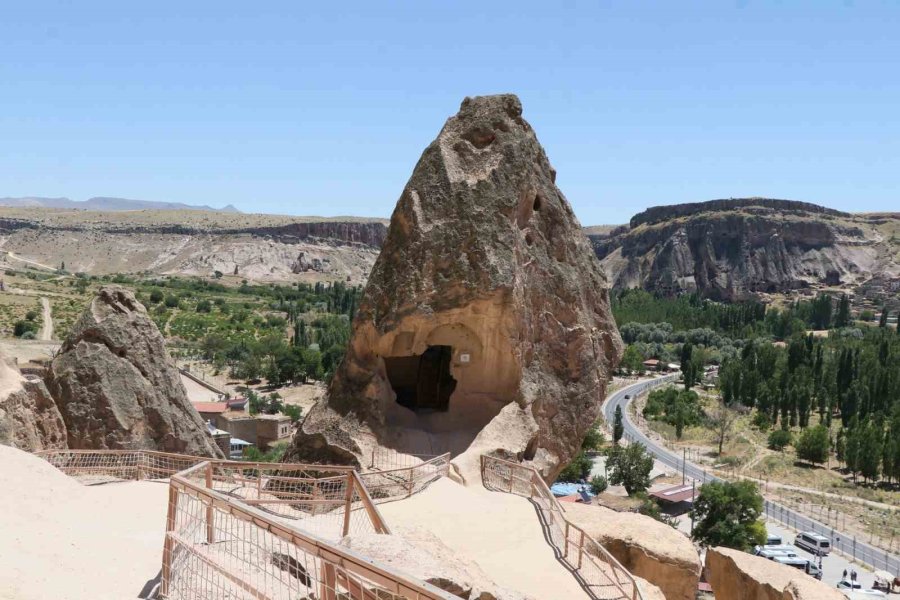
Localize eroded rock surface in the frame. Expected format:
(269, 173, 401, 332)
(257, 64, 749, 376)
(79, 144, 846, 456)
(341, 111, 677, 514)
(591, 198, 900, 300)
(340, 527, 533, 600)
(564, 502, 700, 600)
(706, 546, 845, 600)
(286, 94, 622, 482)
(0, 351, 67, 451)
(45, 286, 222, 457)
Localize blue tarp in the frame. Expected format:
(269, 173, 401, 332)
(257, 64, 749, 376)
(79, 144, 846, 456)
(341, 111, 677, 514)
(550, 482, 594, 497)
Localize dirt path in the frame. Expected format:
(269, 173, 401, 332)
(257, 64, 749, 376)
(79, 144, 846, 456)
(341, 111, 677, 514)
(39, 297, 53, 341)
(3, 251, 57, 272)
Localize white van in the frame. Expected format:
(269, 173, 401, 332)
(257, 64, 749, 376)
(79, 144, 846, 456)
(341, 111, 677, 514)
(756, 547, 799, 559)
(794, 532, 831, 556)
(772, 556, 821, 580)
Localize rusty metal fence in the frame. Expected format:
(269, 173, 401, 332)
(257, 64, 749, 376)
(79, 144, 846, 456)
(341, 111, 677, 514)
(360, 453, 451, 503)
(163, 461, 457, 600)
(481, 455, 644, 600)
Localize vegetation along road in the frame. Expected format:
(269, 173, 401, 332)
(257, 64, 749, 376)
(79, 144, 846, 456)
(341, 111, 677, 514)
(602, 376, 900, 575)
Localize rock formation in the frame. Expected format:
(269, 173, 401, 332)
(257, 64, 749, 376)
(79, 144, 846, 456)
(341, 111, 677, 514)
(564, 502, 701, 600)
(0, 350, 67, 451)
(705, 546, 845, 600)
(45, 286, 223, 457)
(286, 94, 622, 482)
(590, 198, 900, 300)
(340, 527, 534, 600)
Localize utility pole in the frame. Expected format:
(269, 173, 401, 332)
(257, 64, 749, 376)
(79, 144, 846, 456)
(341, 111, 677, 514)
(690, 480, 696, 537)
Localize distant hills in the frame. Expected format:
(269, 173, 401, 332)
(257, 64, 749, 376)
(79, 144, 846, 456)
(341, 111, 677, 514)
(0, 196, 241, 213)
(587, 197, 900, 301)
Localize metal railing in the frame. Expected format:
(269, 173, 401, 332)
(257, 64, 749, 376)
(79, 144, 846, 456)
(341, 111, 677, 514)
(481, 455, 643, 600)
(360, 453, 451, 503)
(163, 461, 457, 600)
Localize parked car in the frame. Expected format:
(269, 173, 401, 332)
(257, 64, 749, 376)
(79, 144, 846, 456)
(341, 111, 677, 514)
(766, 535, 783, 546)
(754, 544, 798, 556)
(836, 580, 886, 597)
(772, 556, 821, 580)
(794, 531, 831, 556)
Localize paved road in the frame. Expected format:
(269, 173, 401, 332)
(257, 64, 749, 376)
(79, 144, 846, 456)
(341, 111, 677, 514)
(602, 376, 900, 576)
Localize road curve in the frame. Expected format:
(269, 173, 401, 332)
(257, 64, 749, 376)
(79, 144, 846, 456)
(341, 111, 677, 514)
(602, 376, 900, 575)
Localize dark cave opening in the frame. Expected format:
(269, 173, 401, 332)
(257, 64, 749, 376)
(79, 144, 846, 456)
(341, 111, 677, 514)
(384, 345, 457, 412)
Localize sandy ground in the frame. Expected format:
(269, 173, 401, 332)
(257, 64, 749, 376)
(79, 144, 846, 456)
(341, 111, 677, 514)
(379, 477, 590, 600)
(0, 447, 169, 600)
(0, 339, 59, 364)
(180, 374, 222, 403)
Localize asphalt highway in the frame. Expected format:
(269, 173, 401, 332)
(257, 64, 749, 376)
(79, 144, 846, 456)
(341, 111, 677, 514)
(602, 376, 900, 576)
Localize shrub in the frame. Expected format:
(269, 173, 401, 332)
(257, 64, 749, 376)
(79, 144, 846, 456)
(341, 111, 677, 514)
(25, 310, 38, 322)
(752, 411, 771, 431)
(589, 475, 608, 494)
(196, 300, 212, 313)
(557, 451, 593, 482)
(164, 294, 180, 308)
(149, 289, 164, 303)
(768, 429, 792, 451)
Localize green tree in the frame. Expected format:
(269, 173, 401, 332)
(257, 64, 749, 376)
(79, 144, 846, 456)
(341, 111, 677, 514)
(620, 345, 645, 374)
(164, 294, 180, 309)
(691, 480, 767, 551)
(606, 443, 653, 496)
(613, 405, 624, 445)
(767, 429, 792, 451)
(835, 293, 851, 328)
(557, 451, 593, 482)
(795, 425, 830, 465)
(581, 424, 604, 452)
(149, 289, 164, 304)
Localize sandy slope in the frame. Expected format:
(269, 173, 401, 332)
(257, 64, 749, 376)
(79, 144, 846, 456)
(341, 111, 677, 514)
(0, 446, 168, 600)
(379, 477, 590, 600)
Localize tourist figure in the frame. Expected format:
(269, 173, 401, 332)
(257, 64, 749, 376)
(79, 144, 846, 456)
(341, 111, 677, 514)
(843, 569, 848, 581)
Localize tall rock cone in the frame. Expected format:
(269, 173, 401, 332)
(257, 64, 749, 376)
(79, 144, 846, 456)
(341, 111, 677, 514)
(285, 94, 622, 482)
(46, 285, 223, 457)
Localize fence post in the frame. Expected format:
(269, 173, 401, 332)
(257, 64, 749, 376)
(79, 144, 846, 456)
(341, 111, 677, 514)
(406, 466, 415, 498)
(563, 520, 570, 560)
(161, 484, 179, 596)
(205, 463, 214, 544)
(342, 472, 354, 537)
(577, 528, 585, 569)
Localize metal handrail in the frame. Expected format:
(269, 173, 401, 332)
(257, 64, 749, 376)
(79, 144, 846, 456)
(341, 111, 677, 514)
(165, 463, 455, 600)
(481, 454, 644, 600)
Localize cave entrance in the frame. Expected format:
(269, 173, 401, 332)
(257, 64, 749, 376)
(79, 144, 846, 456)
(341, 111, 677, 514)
(384, 345, 456, 412)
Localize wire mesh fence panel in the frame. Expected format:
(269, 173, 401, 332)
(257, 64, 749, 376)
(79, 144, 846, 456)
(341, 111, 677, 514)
(359, 454, 450, 504)
(36, 450, 143, 484)
(163, 473, 455, 600)
(480, 455, 643, 600)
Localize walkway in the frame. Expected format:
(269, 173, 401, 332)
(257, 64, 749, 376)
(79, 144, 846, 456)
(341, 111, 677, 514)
(38, 297, 52, 341)
(379, 477, 590, 600)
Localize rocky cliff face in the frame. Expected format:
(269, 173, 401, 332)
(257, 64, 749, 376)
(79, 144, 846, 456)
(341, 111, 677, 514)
(705, 547, 845, 600)
(0, 208, 386, 284)
(45, 286, 222, 457)
(591, 198, 900, 300)
(0, 351, 67, 451)
(564, 502, 700, 600)
(286, 94, 622, 483)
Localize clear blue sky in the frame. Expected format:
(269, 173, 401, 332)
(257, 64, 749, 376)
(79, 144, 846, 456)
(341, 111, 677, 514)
(2, 1, 898, 225)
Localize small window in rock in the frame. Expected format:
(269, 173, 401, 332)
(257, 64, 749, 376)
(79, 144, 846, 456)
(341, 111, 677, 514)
(533, 194, 542, 212)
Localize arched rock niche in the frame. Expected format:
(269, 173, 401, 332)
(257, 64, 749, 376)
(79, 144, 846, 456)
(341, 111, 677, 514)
(373, 305, 521, 457)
